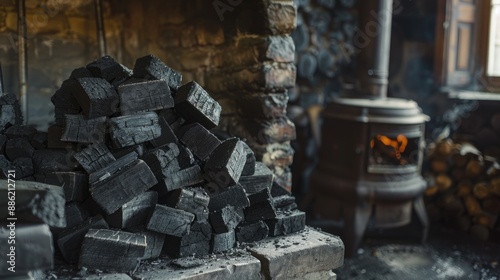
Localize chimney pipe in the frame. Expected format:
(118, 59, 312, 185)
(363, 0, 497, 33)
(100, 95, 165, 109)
(355, 0, 393, 99)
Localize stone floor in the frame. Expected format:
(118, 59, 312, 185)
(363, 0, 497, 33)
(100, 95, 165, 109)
(332, 225, 500, 280)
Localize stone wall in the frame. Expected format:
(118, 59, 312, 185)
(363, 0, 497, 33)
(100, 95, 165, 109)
(0, 0, 297, 191)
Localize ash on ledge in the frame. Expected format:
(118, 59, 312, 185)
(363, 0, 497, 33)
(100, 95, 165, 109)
(0, 54, 304, 275)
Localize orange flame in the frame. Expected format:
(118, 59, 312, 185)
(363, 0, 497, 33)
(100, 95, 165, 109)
(371, 134, 408, 159)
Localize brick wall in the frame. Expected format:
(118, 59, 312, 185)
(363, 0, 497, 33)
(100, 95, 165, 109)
(0, 0, 297, 191)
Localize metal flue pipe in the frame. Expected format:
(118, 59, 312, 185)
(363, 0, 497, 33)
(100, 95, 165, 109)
(94, 0, 107, 56)
(18, 0, 28, 123)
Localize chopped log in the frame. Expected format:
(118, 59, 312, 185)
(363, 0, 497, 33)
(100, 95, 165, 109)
(431, 159, 449, 173)
(241, 141, 256, 176)
(57, 215, 109, 263)
(207, 183, 250, 212)
(142, 145, 180, 180)
(61, 114, 107, 144)
(163, 165, 204, 192)
(472, 182, 490, 200)
(435, 174, 452, 192)
(474, 213, 495, 228)
(133, 54, 182, 90)
(177, 123, 221, 161)
(51, 79, 82, 125)
(266, 210, 306, 237)
(149, 115, 178, 148)
(439, 194, 465, 218)
(118, 79, 174, 115)
(174, 81, 221, 129)
(106, 191, 158, 229)
(239, 162, 274, 194)
(163, 221, 211, 258)
(434, 139, 455, 158)
(465, 160, 483, 179)
(147, 204, 195, 237)
(457, 181, 473, 197)
(31, 131, 48, 150)
(11, 157, 34, 178)
(90, 159, 157, 214)
(165, 188, 209, 221)
(5, 138, 35, 161)
(470, 224, 490, 241)
(210, 206, 244, 233)
(74, 143, 116, 174)
(0, 224, 53, 273)
(86, 55, 132, 83)
(65, 202, 90, 228)
(424, 185, 438, 197)
(32, 149, 79, 173)
(0, 180, 66, 227)
(244, 189, 277, 223)
(482, 196, 500, 214)
(204, 138, 246, 188)
(491, 178, 500, 195)
(73, 77, 119, 118)
(4, 125, 37, 140)
(235, 221, 269, 243)
(109, 112, 161, 148)
(79, 229, 146, 272)
(89, 152, 138, 185)
(211, 231, 236, 253)
(464, 196, 482, 216)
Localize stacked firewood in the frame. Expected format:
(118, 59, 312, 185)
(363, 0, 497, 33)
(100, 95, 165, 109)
(0, 55, 304, 274)
(424, 139, 500, 242)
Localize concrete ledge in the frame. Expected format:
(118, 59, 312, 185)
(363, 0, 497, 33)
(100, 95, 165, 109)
(248, 228, 344, 280)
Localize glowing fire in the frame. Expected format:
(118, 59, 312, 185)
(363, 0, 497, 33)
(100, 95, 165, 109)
(370, 134, 408, 159)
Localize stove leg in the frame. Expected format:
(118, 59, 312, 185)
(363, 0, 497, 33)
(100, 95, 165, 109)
(413, 196, 429, 243)
(342, 201, 372, 257)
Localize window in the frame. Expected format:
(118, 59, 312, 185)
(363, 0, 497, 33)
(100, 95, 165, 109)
(487, 0, 500, 77)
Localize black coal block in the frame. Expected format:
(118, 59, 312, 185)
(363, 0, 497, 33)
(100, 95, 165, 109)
(0, 134, 6, 154)
(127, 226, 166, 260)
(178, 144, 196, 169)
(70, 67, 93, 79)
(244, 189, 277, 223)
(47, 125, 71, 149)
(35, 172, 88, 202)
(204, 138, 246, 188)
(210, 206, 243, 234)
(86, 55, 132, 83)
(174, 81, 221, 129)
(270, 180, 291, 197)
(150, 115, 178, 148)
(89, 151, 138, 185)
(165, 188, 209, 221)
(272, 195, 296, 209)
(111, 144, 145, 159)
(177, 123, 221, 161)
(142, 144, 180, 181)
(238, 162, 273, 194)
(11, 157, 34, 179)
(0, 180, 66, 228)
(0, 94, 23, 132)
(265, 210, 306, 237)
(211, 230, 236, 253)
(235, 221, 269, 243)
(74, 143, 116, 174)
(241, 141, 256, 176)
(61, 114, 107, 144)
(57, 215, 109, 263)
(0, 155, 10, 178)
(4, 125, 37, 140)
(106, 191, 158, 229)
(163, 165, 204, 192)
(90, 159, 157, 215)
(79, 229, 146, 272)
(32, 149, 79, 173)
(147, 204, 195, 237)
(65, 202, 90, 228)
(73, 77, 119, 118)
(207, 183, 250, 212)
(31, 131, 48, 150)
(118, 79, 174, 115)
(51, 79, 82, 125)
(133, 54, 182, 90)
(109, 112, 161, 148)
(163, 221, 212, 258)
(5, 138, 35, 161)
